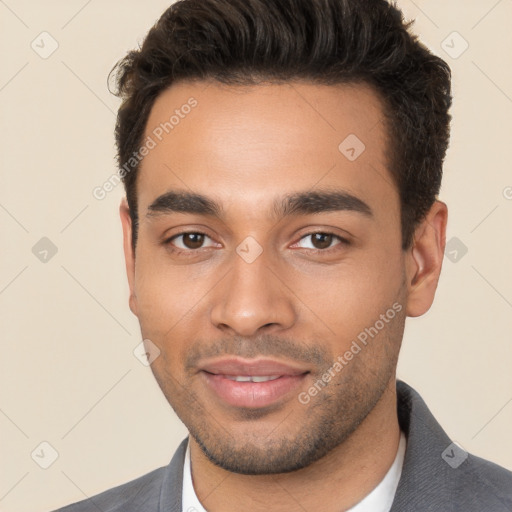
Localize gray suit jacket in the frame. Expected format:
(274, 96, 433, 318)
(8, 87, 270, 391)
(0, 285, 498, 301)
(53, 381, 512, 511)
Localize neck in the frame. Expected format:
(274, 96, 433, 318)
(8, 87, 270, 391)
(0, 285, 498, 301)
(189, 377, 401, 512)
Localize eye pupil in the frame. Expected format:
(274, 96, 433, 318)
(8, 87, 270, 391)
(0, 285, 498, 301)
(312, 233, 332, 249)
(183, 233, 204, 249)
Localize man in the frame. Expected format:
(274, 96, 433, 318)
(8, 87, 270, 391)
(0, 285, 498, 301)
(54, 0, 512, 510)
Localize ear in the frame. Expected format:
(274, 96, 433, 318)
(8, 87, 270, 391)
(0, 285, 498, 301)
(404, 200, 448, 317)
(120, 198, 138, 317)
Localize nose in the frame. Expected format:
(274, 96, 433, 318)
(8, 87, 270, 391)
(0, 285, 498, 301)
(209, 250, 297, 337)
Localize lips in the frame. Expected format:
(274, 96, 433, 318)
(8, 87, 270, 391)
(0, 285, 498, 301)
(200, 357, 309, 409)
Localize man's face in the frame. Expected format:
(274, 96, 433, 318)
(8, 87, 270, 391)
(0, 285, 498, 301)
(122, 81, 411, 474)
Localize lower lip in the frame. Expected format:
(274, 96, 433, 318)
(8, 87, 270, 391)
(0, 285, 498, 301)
(202, 372, 307, 408)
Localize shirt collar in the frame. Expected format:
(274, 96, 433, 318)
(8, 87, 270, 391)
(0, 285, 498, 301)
(182, 432, 406, 512)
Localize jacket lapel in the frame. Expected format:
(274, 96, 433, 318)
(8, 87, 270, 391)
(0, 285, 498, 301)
(160, 438, 188, 512)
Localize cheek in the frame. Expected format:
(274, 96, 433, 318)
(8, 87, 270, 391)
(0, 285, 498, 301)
(289, 251, 404, 342)
(132, 250, 196, 335)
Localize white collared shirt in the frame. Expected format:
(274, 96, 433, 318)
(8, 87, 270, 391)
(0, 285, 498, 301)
(182, 432, 406, 512)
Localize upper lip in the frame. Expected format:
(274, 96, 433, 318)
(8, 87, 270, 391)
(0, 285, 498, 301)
(200, 357, 309, 377)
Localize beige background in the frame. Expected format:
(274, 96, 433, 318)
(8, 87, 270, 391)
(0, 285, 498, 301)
(1, 1, 511, 511)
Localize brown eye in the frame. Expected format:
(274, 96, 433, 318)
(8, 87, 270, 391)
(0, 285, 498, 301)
(293, 232, 348, 251)
(180, 233, 205, 249)
(167, 232, 215, 252)
(310, 233, 333, 249)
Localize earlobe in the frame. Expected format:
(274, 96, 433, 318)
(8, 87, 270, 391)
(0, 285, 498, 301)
(119, 199, 138, 317)
(405, 200, 448, 317)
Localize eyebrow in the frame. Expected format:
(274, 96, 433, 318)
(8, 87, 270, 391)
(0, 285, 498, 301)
(147, 191, 221, 217)
(146, 189, 373, 219)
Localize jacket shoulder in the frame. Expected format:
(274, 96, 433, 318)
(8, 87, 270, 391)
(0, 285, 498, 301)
(50, 438, 188, 512)
(393, 381, 512, 512)
(460, 452, 512, 509)
(52, 466, 167, 512)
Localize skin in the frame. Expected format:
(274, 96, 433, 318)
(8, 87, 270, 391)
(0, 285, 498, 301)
(120, 81, 447, 511)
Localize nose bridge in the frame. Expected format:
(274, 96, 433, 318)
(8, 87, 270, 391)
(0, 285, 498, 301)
(210, 248, 296, 336)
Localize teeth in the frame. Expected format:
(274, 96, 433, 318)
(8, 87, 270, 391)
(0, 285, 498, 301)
(225, 375, 281, 382)
(227, 375, 252, 382)
(251, 375, 280, 382)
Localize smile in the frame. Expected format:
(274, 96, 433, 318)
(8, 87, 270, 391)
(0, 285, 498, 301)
(224, 375, 281, 382)
(198, 357, 310, 408)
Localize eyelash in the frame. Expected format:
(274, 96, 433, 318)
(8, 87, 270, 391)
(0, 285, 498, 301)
(163, 231, 350, 257)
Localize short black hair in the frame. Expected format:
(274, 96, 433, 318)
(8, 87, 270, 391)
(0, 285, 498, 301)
(110, 0, 452, 250)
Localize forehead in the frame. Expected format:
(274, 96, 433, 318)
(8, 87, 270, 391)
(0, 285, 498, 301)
(137, 80, 396, 219)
